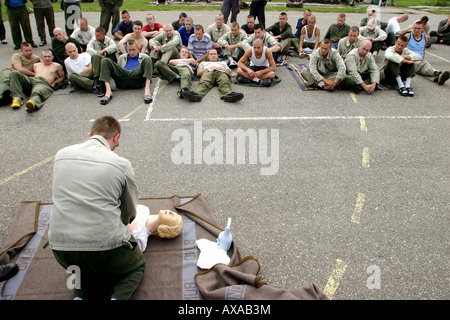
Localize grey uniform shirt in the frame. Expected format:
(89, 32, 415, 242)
(309, 47, 347, 82)
(345, 48, 380, 84)
(49, 135, 139, 251)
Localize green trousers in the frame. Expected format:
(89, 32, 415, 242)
(195, 70, 232, 98)
(67, 53, 104, 92)
(33, 6, 55, 42)
(100, 4, 121, 34)
(382, 60, 416, 83)
(6, 6, 34, 46)
(340, 71, 377, 90)
(100, 56, 153, 89)
(155, 61, 193, 90)
(0, 68, 12, 99)
(52, 238, 146, 300)
(9, 71, 53, 109)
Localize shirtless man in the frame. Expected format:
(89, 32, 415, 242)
(236, 38, 276, 86)
(10, 49, 65, 112)
(118, 20, 148, 54)
(0, 42, 40, 106)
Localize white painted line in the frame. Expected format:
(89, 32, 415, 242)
(426, 51, 450, 64)
(144, 78, 163, 121)
(146, 115, 450, 122)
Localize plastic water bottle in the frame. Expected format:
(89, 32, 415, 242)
(217, 218, 232, 251)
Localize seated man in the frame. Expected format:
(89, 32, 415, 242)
(206, 14, 231, 53)
(324, 13, 351, 49)
(10, 49, 65, 112)
(52, 27, 82, 71)
(155, 46, 197, 99)
(385, 13, 409, 47)
(300, 38, 346, 92)
(171, 12, 187, 31)
(86, 26, 118, 63)
(337, 26, 363, 60)
(236, 38, 276, 87)
(117, 20, 148, 54)
(178, 16, 194, 46)
(359, 19, 387, 60)
(181, 48, 244, 103)
(98, 40, 153, 105)
(70, 17, 95, 52)
(286, 0, 303, 8)
(149, 24, 182, 63)
(298, 15, 320, 58)
(0, 42, 40, 106)
(239, 24, 281, 56)
(142, 13, 163, 40)
(188, 25, 213, 63)
(405, 21, 449, 85)
(241, 14, 255, 36)
(112, 10, 133, 40)
(341, 40, 380, 94)
(294, 9, 311, 39)
(266, 12, 294, 59)
(430, 14, 450, 45)
(217, 22, 248, 68)
(65, 42, 105, 96)
(381, 35, 421, 97)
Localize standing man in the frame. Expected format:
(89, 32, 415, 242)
(49, 115, 145, 300)
(10, 49, 65, 112)
(99, 0, 123, 35)
(62, 0, 82, 36)
(31, 0, 56, 47)
(222, 0, 241, 24)
(0, 1, 7, 45)
(5, 0, 37, 50)
(249, 0, 267, 28)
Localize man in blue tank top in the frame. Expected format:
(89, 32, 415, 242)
(406, 21, 449, 86)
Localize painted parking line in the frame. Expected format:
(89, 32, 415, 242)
(362, 147, 370, 168)
(360, 117, 368, 132)
(323, 259, 348, 300)
(351, 193, 366, 225)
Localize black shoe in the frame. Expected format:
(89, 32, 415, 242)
(223, 92, 244, 103)
(39, 40, 47, 46)
(182, 90, 202, 102)
(13, 45, 20, 50)
(398, 87, 408, 97)
(0, 89, 12, 106)
(437, 71, 449, 85)
(353, 85, 362, 94)
(259, 79, 271, 87)
(92, 84, 105, 97)
(31, 43, 38, 48)
(177, 87, 188, 99)
(0, 263, 19, 282)
(237, 75, 252, 84)
(406, 87, 414, 97)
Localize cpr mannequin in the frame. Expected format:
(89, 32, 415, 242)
(127, 205, 184, 252)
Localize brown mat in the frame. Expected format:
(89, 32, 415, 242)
(0, 194, 325, 300)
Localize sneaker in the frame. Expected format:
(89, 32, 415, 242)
(406, 87, 414, 97)
(92, 84, 105, 97)
(237, 75, 252, 84)
(259, 79, 271, 87)
(39, 40, 47, 46)
(223, 92, 244, 103)
(177, 87, 188, 99)
(25, 100, 35, 112)
(1, 39, 7, 44)
(182, 90, 202, 102)
(398, 87, 408, 97)
(228, 60, 237, 68)
(11, 97, 23, 109)
(437, 71, 449, 85)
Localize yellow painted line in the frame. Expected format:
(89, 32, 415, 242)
(0, 155, 55, 186)
(360, 117, 368, 132)
(350, 92, 358, 104)
(0, 103, 144, 186)
(362, 147, 370, 168)
(351, 193, 366, 224)
(323, 259, 347, 300)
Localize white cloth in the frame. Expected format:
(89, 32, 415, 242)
(70, 26, 96, 45)
(196, 238, 231, 270)
(131, 204, 152, 252)
(64, 52, 91, 75)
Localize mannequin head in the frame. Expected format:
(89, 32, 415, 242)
(157, 210, 183, 239)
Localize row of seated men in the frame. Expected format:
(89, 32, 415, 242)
(0, 10, 449, 112)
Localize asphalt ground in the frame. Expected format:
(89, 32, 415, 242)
(0, 6, 449, 300)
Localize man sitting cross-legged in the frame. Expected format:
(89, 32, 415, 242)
(10, 49, 65, 112)
(98, 39, 153, 105)
(236, 38, 276, 87)
(181, 48, 244, 103)
(155, 46, 197, 99)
